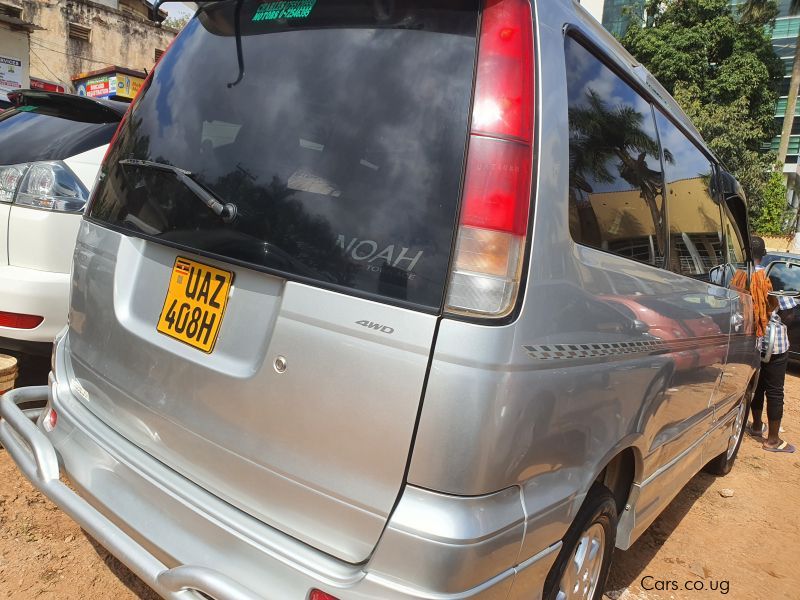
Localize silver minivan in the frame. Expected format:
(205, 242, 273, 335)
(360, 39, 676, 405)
(0, 1, 758, 599)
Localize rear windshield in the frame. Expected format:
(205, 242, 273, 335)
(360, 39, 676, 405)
(88, 0, 479, 310)
(0, 106, 119, 164)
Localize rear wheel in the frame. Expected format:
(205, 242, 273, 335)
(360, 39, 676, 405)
(543, 485, 617, 600)
(703, 385, 752, 476)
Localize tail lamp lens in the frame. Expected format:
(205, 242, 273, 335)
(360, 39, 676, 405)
(472, 0, 533, 141)
(460, 136, 531, 235)
(445, 0, 534, 318)
(309, 590, 339, 600)
(0, 161, 89, 212)
(0, 311, 44, 329)
(0, 164, 26, 203)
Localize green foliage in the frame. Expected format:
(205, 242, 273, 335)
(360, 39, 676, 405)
(621, 0, 783, 217)
(163, 15, 191, 30)
(751, 170, 791, 234)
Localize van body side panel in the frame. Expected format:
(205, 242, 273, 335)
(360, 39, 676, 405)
(409, 3, 751, 562)
(68, 222, 438, 563)
(713, 290, 758, 418)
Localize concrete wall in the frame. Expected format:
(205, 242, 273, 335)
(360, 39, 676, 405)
(0, 24, 30, 92)
(10, 0, 176, 93)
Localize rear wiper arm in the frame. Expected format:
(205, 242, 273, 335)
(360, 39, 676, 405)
(119, 159, 237, 223)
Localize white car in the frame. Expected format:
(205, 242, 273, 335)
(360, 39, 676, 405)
(0, 91, 126, 356)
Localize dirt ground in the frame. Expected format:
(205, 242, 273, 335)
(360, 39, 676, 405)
(1, 373, 799, 599)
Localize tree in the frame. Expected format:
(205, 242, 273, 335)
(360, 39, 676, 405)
(621, 0, 783, 220)
(163, 14, 191, 30)
(741, 0, 800, 165)
(752, 170, 791, 234)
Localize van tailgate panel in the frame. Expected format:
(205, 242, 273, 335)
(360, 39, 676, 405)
(67, 223, 436, 562)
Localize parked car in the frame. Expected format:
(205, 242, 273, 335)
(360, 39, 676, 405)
(0, 2, 758, 600)
(0, 90, 126, 356)
(764, 252, 800, 361)
(762, 250, 800, 271)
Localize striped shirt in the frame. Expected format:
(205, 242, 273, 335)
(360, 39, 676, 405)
(762, 295, 799, 356)
(754, 264, 797, 356)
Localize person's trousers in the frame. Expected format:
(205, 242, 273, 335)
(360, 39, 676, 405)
(752, 351, 788, 423)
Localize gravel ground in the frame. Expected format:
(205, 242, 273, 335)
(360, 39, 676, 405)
(2, 368, 799, 599)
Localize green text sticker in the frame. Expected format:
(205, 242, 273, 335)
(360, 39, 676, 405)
(16, 105, 37, 112)
(252, 0, 317, 21)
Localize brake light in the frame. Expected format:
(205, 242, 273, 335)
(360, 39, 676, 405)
(309, 590, 339, 600)
(445, 0, 534, 317)
(0, 311, 44, 329)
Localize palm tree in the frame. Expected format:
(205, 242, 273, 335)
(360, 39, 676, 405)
(569, 89, 673, 255)
(741, 0, 800, 164)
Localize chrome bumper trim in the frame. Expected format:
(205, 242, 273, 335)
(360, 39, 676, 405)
(0, 386, 263, 600)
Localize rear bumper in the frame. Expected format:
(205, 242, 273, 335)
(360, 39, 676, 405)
(0, 265, 69, 344)
(0, 345, 560, 600)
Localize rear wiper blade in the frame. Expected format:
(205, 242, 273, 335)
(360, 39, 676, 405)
(119, 159, 237, 223)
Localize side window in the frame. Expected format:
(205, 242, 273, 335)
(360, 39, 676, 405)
(566, 38, 666, 267)
(654, 111, 724, 280)
(768, 262, 800, 292)
(721, 203, 748, 289)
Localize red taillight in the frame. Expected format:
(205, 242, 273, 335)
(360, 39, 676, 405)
(446, 0, 534, 317)
(460, 136, 532, 236)
(0, 311, 44, 329)
(309, 590, 339, 600)
(472, 0, 533, 141)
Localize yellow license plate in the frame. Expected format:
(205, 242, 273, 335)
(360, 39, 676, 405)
(157, 257, 233, 353)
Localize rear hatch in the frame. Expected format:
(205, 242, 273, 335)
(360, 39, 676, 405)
(0, 94, 121, 273)
(70, 0, 480, 562)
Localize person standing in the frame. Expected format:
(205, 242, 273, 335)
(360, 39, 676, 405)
(748, 236, 796, 453)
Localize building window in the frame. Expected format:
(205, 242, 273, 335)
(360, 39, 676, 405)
(154, 48, 165, 62)
(0, 3, 22, 18)
(68, 23, 92, 42)
(602, 0, 646, 38)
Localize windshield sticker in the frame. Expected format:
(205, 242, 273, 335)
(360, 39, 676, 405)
(337, 235, 423, 277)
(16, 105, 37, 112)
(252, 0, 317, 21)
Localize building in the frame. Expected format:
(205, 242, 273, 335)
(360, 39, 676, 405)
(0, 0, 177, 95)
(0, 4, 41, 94)
(580, 0, 646, 38)
(72, 65, 146, 101)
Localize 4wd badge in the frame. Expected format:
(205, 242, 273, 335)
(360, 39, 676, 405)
(356, 320, 394, 335)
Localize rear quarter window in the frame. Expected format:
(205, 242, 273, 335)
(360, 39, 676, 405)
(565, 37, 666, 268)
(0, 108, 119, 164)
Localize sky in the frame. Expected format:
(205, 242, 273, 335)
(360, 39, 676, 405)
(163, 2, 195, 20)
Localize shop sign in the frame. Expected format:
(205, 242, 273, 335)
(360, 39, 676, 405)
(0, 56, 23, 90)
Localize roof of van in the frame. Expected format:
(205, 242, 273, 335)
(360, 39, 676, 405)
(570, 1, 709, 157)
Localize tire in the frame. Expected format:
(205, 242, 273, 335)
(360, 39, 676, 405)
(703, 387, 751, 476)
(543, 484, 617, 600)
